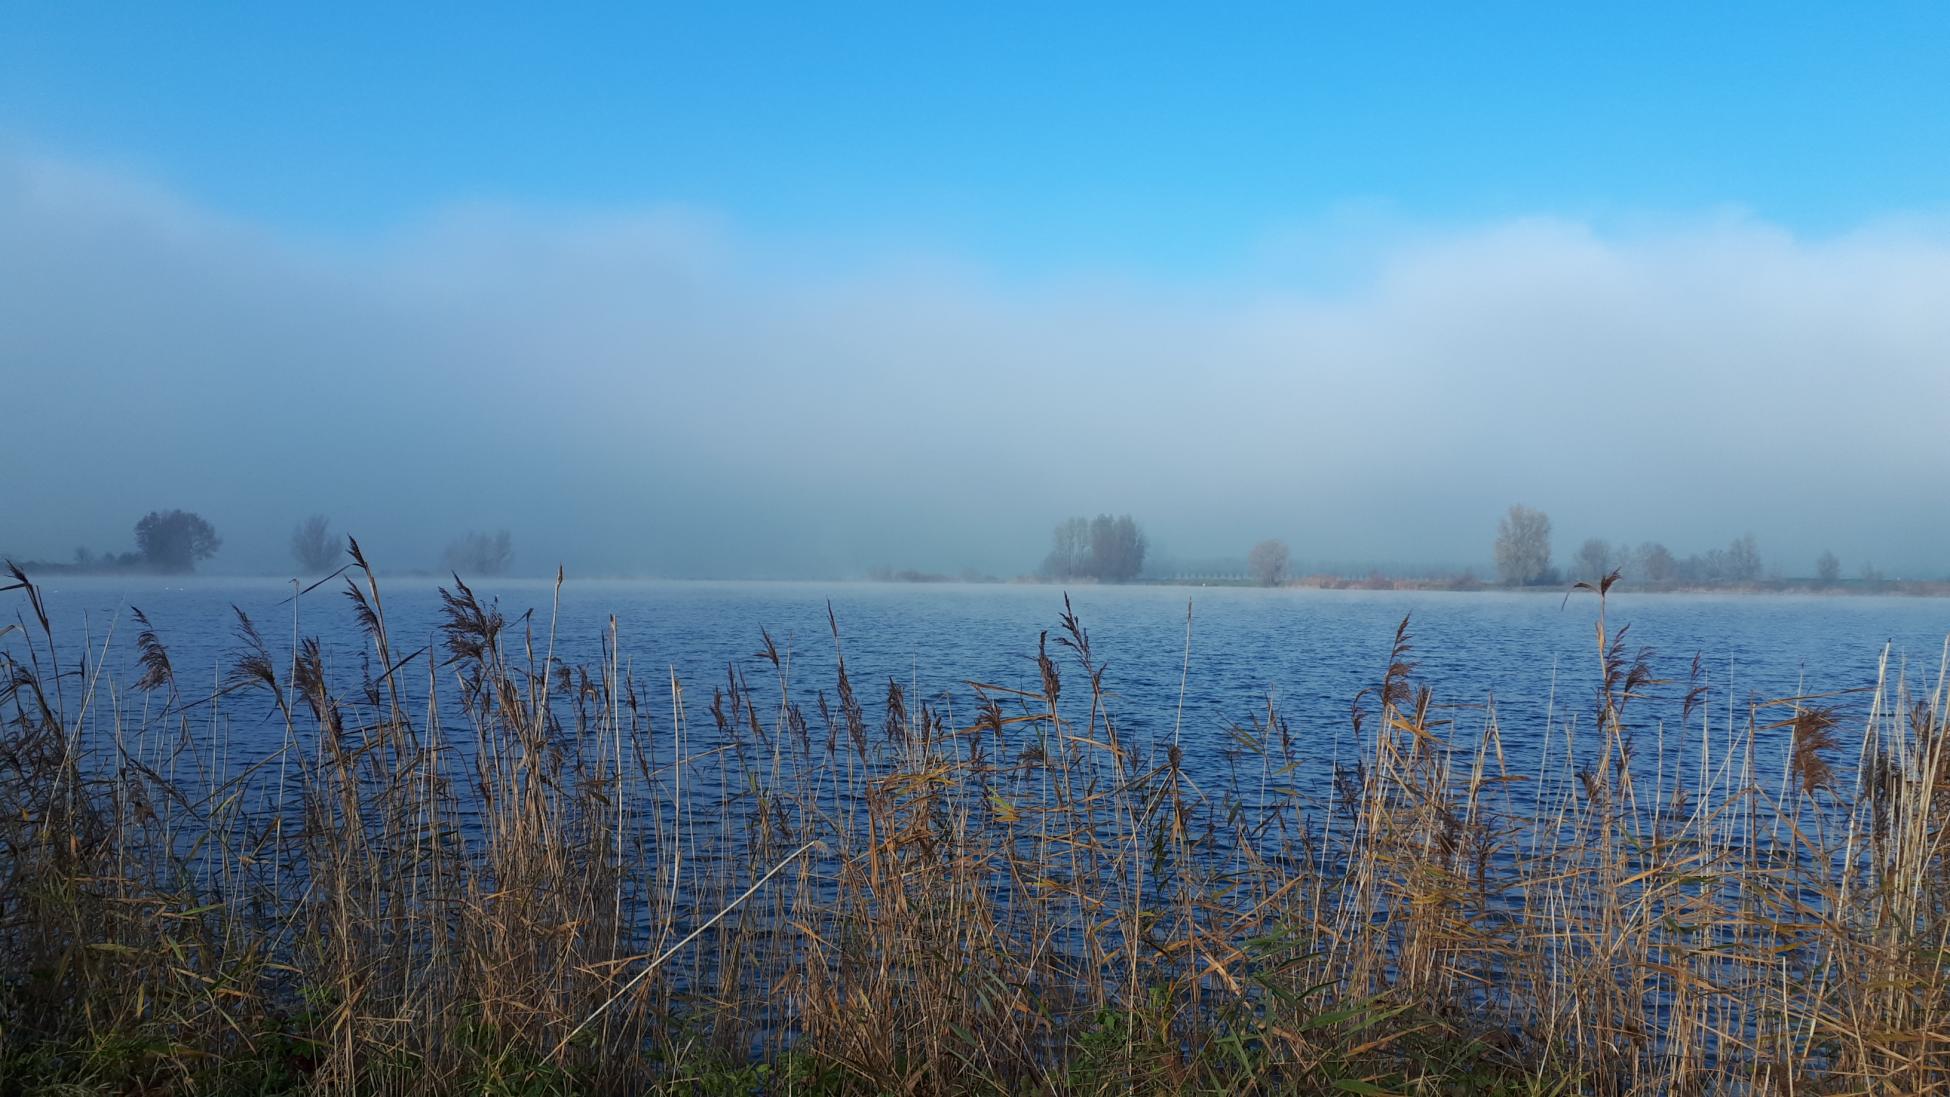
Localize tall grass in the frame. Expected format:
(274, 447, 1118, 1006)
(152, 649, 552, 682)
(2, 557, 1948, 1094)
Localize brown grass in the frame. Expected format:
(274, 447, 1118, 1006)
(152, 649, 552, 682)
(2, 555, 1949, 1094)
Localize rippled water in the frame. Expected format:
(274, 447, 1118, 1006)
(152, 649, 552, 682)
(15, 575, 1950, 788)
(13, 573, 1950, 1078)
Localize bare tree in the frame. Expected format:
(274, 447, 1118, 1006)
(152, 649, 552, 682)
(444, 530, 514, 576)
(1816, 550, 1841, 585)
(1573, 538, 1613, 583)
(290, 514, 338, 574)
(1247, 539, 1290, 586)
(1043, 514, 1146, 581)
(134, 510, 221, 573)
(1493, 505, 1552, 586)
(1631, 541, 1676, 583)
(1725, 533, 1762, 582)
(1088, 514, 1147, 582)
(1042, 517, 1091, 579)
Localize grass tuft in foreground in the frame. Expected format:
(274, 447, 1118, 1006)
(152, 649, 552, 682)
(2, 559, 1948, 1094)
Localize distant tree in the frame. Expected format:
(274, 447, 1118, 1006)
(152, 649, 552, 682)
(1043, 514, 1146, 582)
(1042, 517, 1091, 579)
(444, 530, 513, 576)
(290, 514, 338, 574)
(1676, 534, 1763, 584)
(1816, 550, 1841, 585)
(1858, 561, 1885, 584)
(1088, 514, 1147, 582)
(1493, 505, 1552, 586)
(1677, 551, 1714, 583)
(1247, 539, 1290, 586)
(1725, 534, 1762, 582)
(134, 510, 221, 573)
(1573, 538, 1613, 583)
(1632, 541, 1676, 583)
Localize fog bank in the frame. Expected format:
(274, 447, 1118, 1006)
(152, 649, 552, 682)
(3, 152, 1947, 579)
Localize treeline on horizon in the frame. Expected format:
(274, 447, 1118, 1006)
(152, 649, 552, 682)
(1014, 505, 1916, 591)
(6, 505, 1928, 590)
(14, 511, 518, 579)
(1491, 503, 1896, 588)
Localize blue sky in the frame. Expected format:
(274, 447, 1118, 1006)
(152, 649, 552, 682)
(4, 5, 1950, 577)
(6, 3, 1948, 275)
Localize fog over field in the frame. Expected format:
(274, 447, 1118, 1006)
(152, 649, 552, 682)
(4, 151, 1948, 578)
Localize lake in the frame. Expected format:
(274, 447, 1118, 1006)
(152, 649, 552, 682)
(12, 571, 1950, 1087)
(14, 574, 1950, 795)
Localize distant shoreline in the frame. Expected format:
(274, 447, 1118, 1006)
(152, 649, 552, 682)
(1123, 575, 1950, 597)
(13, 560, 1949, 597)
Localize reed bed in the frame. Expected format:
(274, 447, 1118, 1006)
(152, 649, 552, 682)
(2, 556, 1948, 1095)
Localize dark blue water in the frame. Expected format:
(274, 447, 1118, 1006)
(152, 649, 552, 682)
(12, 575, 1949, 788)
(13, 574, 1948, 1076)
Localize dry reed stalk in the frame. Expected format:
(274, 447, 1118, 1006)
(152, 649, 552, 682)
(3, 558, 1950, 1093)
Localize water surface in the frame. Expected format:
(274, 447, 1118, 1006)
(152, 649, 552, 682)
(14, 576, 1948, 789)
